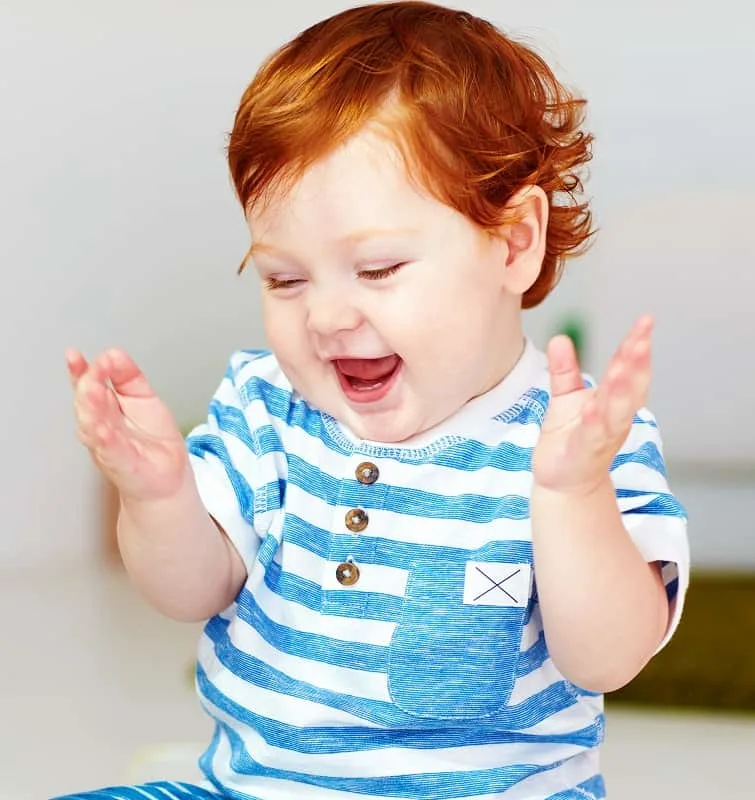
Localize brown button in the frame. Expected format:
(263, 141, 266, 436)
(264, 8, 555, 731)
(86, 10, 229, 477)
(345, 508, 369, 532)
(356, 461, 379, 485)
(336, 561, 360, 586)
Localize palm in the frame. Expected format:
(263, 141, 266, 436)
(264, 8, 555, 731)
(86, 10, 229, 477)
(69, 348, 188, 501)
(533, 316, 654, 495)
(533, 384, 599, 491)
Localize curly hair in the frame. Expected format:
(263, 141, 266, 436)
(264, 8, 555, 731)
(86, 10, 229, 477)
(228, 1, 594, 308)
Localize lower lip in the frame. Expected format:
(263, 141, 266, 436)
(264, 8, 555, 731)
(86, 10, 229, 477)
(334, 360, 402, 404)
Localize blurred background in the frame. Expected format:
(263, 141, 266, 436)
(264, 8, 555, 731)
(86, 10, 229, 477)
(1, 0, 753, 798)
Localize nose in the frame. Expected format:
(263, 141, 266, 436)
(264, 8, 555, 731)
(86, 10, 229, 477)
(306, 285, 363, 337)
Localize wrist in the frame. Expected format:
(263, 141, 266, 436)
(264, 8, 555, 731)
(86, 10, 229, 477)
(531, 474, 614, 502)
(118, 462, 199, 521)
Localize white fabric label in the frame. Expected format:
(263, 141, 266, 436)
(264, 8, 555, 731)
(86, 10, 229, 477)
(463, 562, 532, 607)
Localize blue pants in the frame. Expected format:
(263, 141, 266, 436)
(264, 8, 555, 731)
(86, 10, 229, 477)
(51, 781, 221, 799)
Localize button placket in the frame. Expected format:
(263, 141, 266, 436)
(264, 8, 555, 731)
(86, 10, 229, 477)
(328, 457, 384, 597)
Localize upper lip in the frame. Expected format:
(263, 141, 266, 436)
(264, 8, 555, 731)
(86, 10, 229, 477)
(328, 354, 396, 362)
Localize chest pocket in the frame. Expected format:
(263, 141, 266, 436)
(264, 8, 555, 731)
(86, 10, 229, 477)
(387, 556, 531, 720)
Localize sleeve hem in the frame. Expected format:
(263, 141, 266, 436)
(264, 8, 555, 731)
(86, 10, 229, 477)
(623, 514, 690, 652)
(190, 454, 261, 570)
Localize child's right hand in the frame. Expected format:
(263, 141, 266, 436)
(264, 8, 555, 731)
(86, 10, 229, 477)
(67, 348, 190, 503)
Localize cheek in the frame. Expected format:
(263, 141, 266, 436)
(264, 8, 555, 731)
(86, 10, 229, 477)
(262, 301, 302, 356)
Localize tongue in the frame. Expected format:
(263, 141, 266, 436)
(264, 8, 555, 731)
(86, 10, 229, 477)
(336, 355, 399, 381)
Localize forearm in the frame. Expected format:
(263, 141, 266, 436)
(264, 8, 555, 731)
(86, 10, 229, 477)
(117, 465, 244, 622)
(530, 477, 668, 692)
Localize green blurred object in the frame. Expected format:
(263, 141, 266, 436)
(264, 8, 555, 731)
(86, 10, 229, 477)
(609, 572, 755, 713)
(555, 314, 587, 363)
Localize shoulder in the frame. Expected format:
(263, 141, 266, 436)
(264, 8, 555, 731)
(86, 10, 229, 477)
(220, 349, 295, 410)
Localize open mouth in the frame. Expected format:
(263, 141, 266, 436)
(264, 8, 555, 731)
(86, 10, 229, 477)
(333, 354, 402, 403)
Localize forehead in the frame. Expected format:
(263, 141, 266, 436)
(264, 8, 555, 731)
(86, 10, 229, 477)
(247, 129, 455, 245)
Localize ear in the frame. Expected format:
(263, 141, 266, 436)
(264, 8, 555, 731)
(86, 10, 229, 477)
(497, 185, 548, 296)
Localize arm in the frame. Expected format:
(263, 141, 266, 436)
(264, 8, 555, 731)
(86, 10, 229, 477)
(530, 479, 667, 693)
(531, 316, 678, 692)
(117, 467, 247, 622)
(68, 347, 246, 622)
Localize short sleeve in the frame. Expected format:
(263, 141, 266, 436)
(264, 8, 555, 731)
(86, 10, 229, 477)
(610, 408, 690, 652)
(185, 351, 280, 570)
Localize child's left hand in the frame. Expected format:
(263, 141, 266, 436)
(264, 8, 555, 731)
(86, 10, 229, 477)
(532, 315, 653, 496)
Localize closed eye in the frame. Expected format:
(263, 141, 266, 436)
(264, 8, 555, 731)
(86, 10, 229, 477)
(358, 263, 407, 281)
(265, 276, 305, 291)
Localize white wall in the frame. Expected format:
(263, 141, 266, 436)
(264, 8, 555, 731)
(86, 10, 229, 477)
(1, 0, 752, 572)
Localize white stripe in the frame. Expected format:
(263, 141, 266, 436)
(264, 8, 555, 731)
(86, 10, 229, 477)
(284, 482, 531, 549)
(520, 616, 544, 650)
(223, 613, 391, 702)
(521, 698, 602, 739)
(213, 738, 601, 800)
(190, 453, 261, 566)
(453, 749, 601, 800)
(253, 567, 397, 646)
(197, 635, 380, 728)
(276, 541, 409, 599)
(624, 515, 689, 650)
(508, 664, 565, 710)
(234, 351, 292, 394)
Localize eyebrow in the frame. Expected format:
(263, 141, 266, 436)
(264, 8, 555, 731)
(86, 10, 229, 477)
(248, 227, 420, 259)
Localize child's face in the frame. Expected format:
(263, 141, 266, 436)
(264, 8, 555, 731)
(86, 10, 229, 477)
(248, 129, 534, 443)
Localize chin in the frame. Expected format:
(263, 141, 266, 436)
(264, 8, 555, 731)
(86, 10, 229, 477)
(335, 408, 411, 444)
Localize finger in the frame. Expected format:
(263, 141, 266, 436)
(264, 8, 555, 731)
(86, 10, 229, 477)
(607, 326, 653, 409)
(601, 364, 640, 434)
(616, 315, 654, 362)
(577, 394, 609, 453)
(595, 352, 651, 440)
(100, 348, 154, 398)
(65, 348, 89, 389)
(74, 365, 124, 438)
(546, 334, 584, 398)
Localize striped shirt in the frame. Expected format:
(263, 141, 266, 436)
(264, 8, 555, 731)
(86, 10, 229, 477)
(186, 339, 689, 800)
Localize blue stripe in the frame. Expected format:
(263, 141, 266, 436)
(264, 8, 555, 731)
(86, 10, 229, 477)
(262, 557, 405, 620)
(259, 538, 536, 626)
(254, 423, 286, 456)
(232, 587, 544, 677)
(237, 588, 386, 671)
(516, 629, 549, 675)
(287, 455, 532, 520)
(547, 774, 606, 798)
(255, 478, 284, 514)
(51, 783, 220, 800)
(494, 387, 549, 424)
(577, 774, 607, 797)
(611, 441, 666, 476)
(198, 726, 224, 795)
(201, 616, 578, 730)
(196, 664, 601, 755)
(616, 490, 686, 518)
(279, 514, 533, 567)
(207, 722, 569, 800)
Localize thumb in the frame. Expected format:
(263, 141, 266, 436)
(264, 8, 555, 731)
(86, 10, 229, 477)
(101, 348, 154, 398)
(546, 335, 584, 398)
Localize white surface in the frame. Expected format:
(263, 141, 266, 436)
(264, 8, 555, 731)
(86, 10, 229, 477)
(1, 3, 753, 568)
(1, 563, 754, 799)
